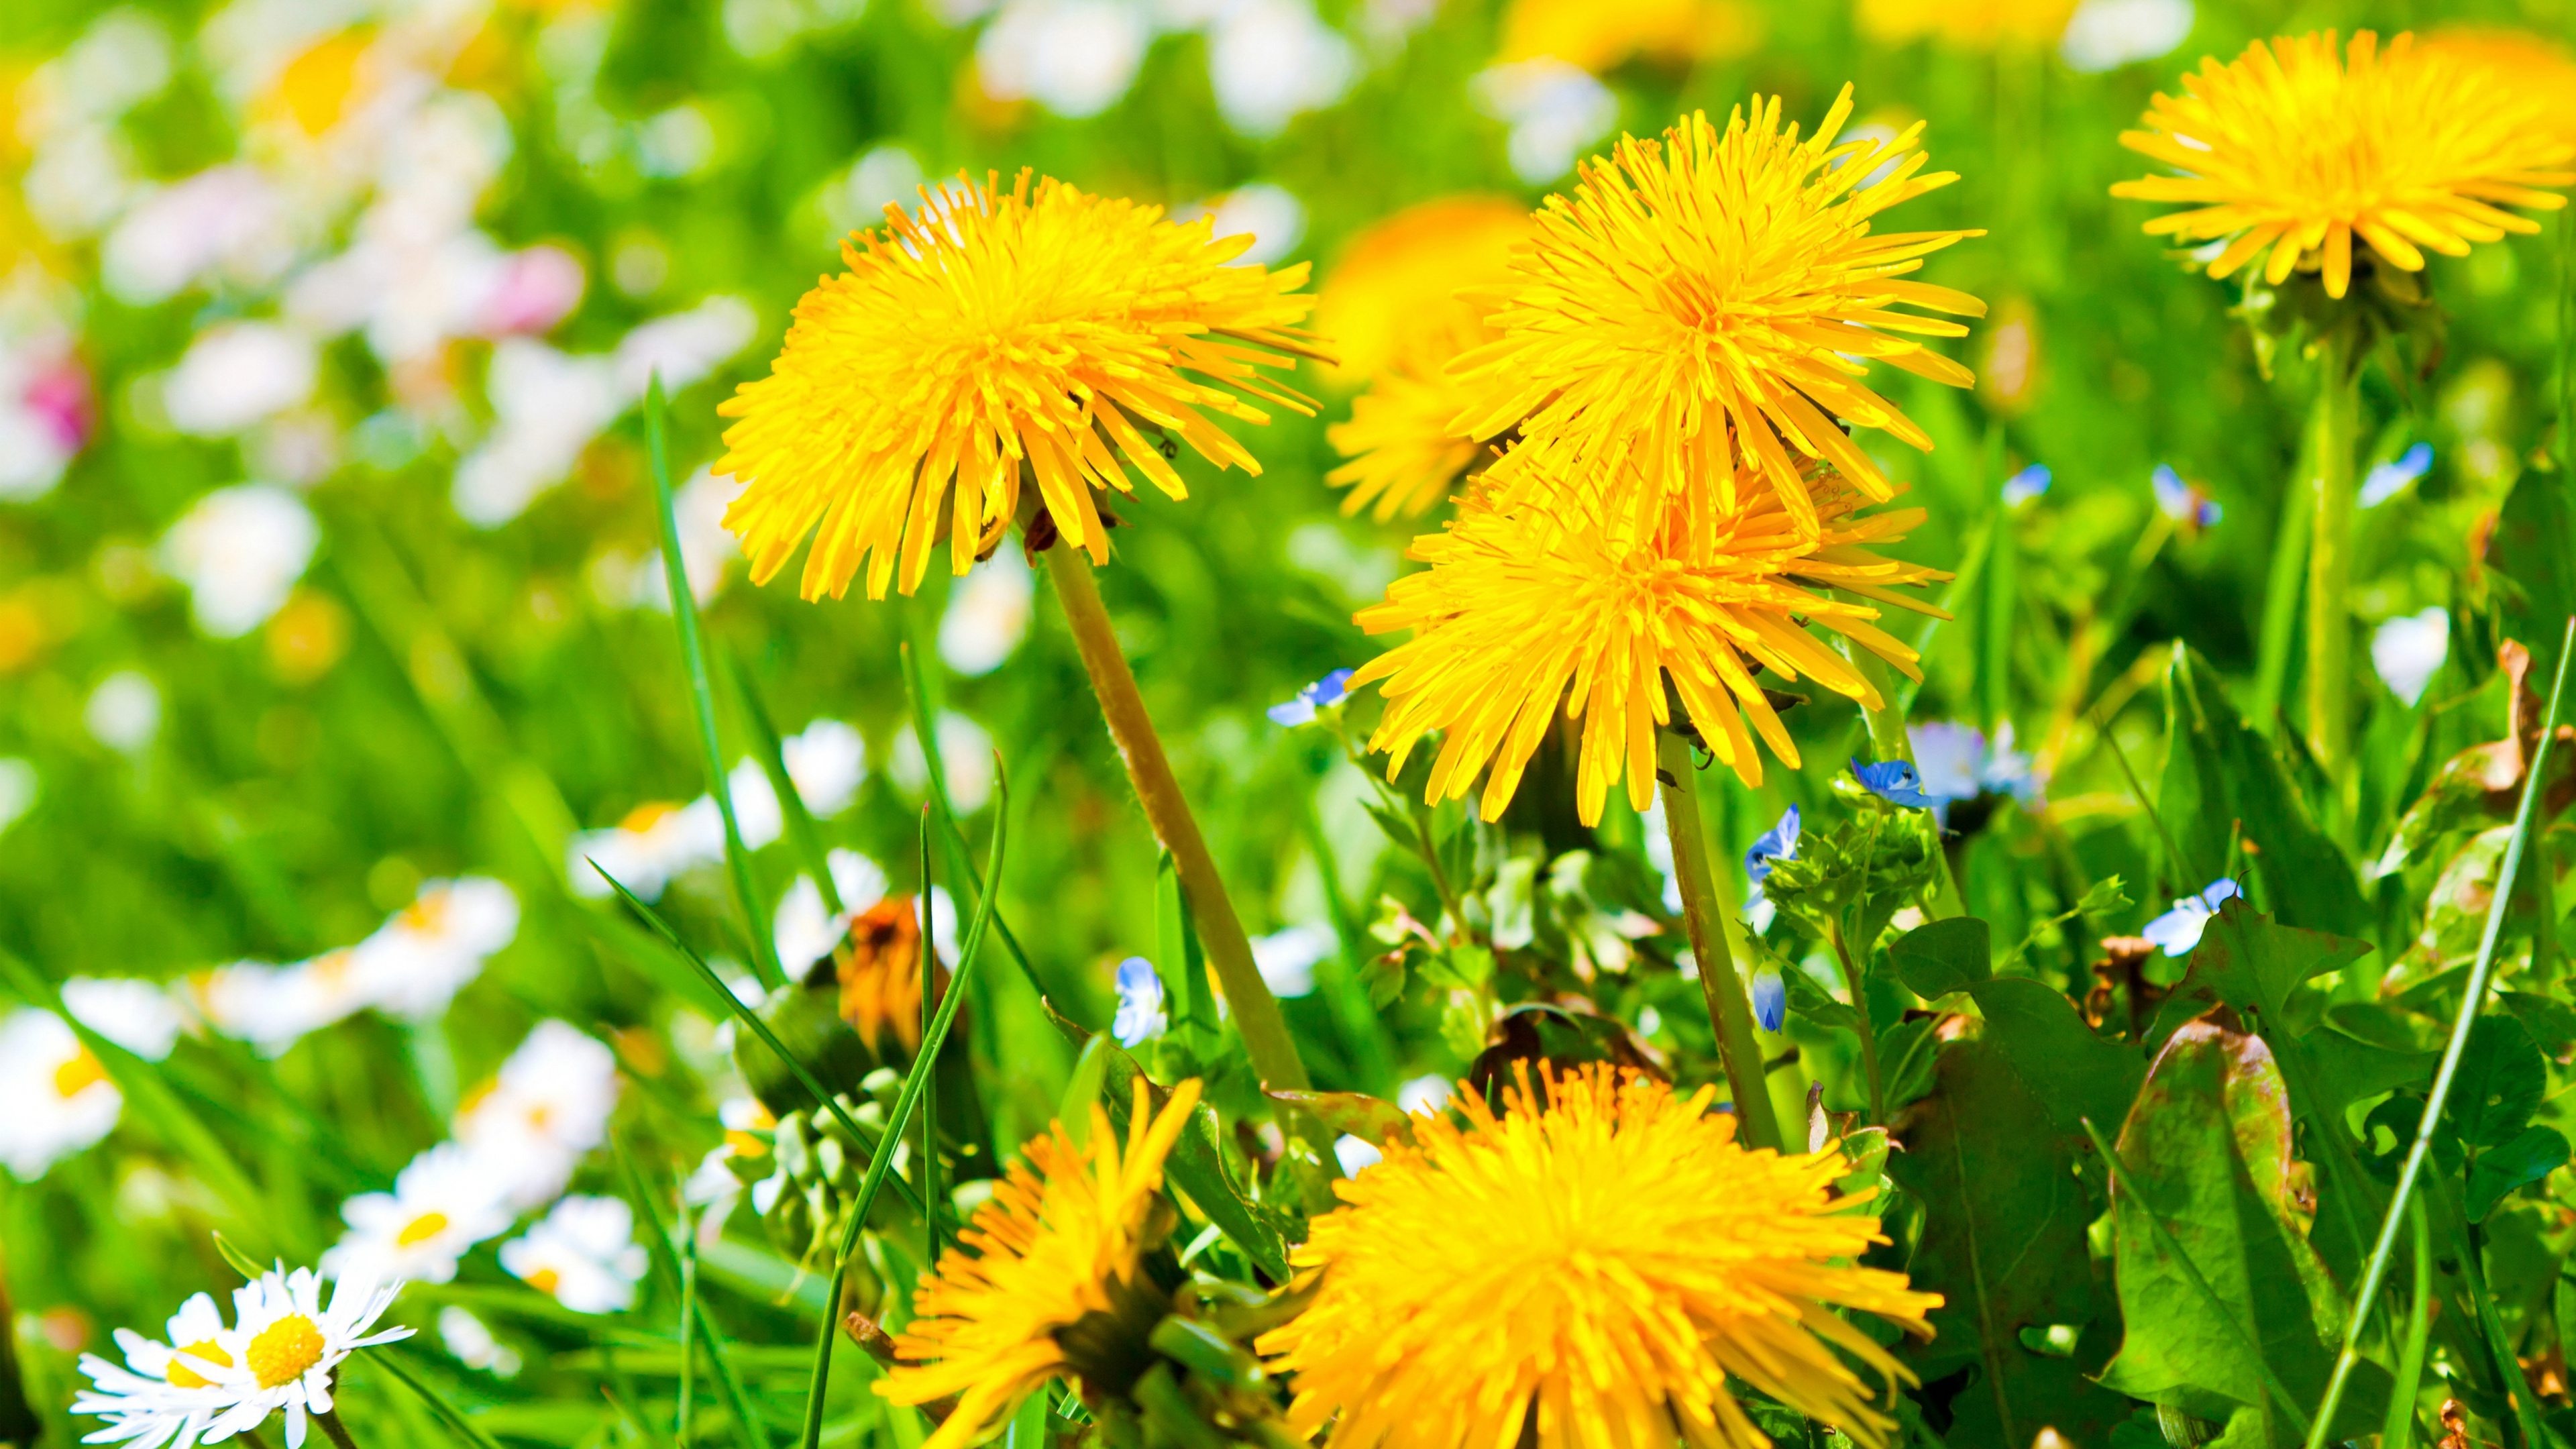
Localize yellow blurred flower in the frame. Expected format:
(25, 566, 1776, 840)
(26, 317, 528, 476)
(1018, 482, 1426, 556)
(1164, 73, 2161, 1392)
(1454, 90, 1984, 542)
(1258, 1065, 1940, 1449)
(257, 31, 372, 139)
(1315, 197, 1530, 520)
(832, 896, 928, 1055)
(876, 1077, 1203, 1448)
(2423, 28, 2576, 149)
(1497, 0, 1762, 72)
(1349, 454, 1943, 824)
(716, 172, 1320, 600)
(1856, 0, 2074, 50)
(2113, 32, 2576, 299)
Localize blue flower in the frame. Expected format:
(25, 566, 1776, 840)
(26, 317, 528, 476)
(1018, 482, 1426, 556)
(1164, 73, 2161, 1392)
(2151, 464, 2222, 529)
(1743, 806, 1799, 931)
(1111, 956, 1167, 1046)
(1852, 757, 1935, 809)
(2141, 879, 2241, 958)
(2001, 463, 2052, 507)
(1267, 667, 1355, 727)
(2359, 442, 2434, 508)
(1751, 968, 1787, 1033)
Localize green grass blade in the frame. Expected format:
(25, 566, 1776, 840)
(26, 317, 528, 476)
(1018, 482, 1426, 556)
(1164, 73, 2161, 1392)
(2080, 1118, 2314, 1438)
(370, 1347, 508, 1449)
(643, 373, 781, 991)
(917, 810, 940, 1271)
(2380, 1198, 2432, 1449)
(728, 647, 843, 916)
(2302, 613, 2576, 1448)
(798, 780, 1010, 1449)
(616, 1140, 769, 1449)
(594, 864, 925, 1217)
(676, 1183, 700, 1449)
(899, 639, 1053, 1008)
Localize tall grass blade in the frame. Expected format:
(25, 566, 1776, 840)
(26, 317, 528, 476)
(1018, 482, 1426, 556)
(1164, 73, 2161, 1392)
(796, 775, 1008, 1449)
(900, 640, 1051, 1006)
(594, 865, 925, 1217)
(617, 1138, 769, 1449)
(643, 373, 781, 990)
(2379, 1198, 2432, 1449)
(2301, 614, 2576, 1448)
(729, 647, 843, 915)
(371, 1348, 508, 1449)
(917, 810, 940, 1271)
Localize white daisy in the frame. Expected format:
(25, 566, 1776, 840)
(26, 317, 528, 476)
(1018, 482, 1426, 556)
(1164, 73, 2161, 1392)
(453, 1021, 620, 1211)
(200, 1267, 411, 1449)
(0, 1006, 123, 1179)
(566, 798, 724, 901)
(190, 950, 370, 1058)
(321, 1143, 514, 1286)
(72, 1291, 239, 1449)
(353, 877, 519, 1021)
(60, 977, 188, 1059)
(499, 1195, 648, 1313)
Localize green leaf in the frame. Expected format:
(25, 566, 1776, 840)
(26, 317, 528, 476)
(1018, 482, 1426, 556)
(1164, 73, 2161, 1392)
(2465, 1124, 2570, 1221)
(1889, 917, 1992, 998)
(2447, 1015, 2548, 1148)
(2097, 1017, 2381, 1446)
(2159, 645, 2369, 936)
(1265, 1090, 1414, 1147)
(1888, 975, 2138, 1448)
(2499, 989, 2576, 1055)
(2491, 464, 2576, 686)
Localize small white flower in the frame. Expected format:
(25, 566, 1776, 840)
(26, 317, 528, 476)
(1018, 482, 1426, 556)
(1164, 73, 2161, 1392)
(568, 798, 727, 901)
(0, 1007, 122, 1179)
(1471, 58, 1617, 184)
(975, 0, 1152, 117)
(783, 719, 868, 818)
(1205, 0, 1353, 136)
(62, 977, 186, 1060)
(354, 878, 519, 1021)
(2059, 0, 2194, 73)
(1395, 1075, 1452, 1115)
(500, 1195, 649, 1313)
(86, 671, 162, 753)
(2373, 606, 2451, 707)
(72, 1291, 239, 1449)
(938, 551, 1036, 678)
(199, 1267, 413, 1449)
(890, 712, 996, 814)
(159, 486, 318, 639)
(435, 1306, 521, 1378)
(1332, 1134, 1382, 1176)
(1252, 923, 1335, 998)
(453, 1021, 621, 1211)
(322, 1144, 515, 1286)
(162, 323, 317, 437)
(191, 951, 372, 1058)
(771, 849, 892, 974)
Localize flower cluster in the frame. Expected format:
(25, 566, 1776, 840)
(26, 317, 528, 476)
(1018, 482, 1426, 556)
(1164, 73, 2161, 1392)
(570, 718, 867, 902)
(189, 877, 520, 1057)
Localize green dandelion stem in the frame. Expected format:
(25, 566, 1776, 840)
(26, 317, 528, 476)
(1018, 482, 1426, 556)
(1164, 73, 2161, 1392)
(2300, 332, 2362, 792)
(1040, 541, 1310, 1092)
(1654, 729, 1785, 1155)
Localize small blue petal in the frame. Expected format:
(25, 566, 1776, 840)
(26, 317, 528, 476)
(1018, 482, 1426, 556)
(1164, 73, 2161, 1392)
(1111, 956, 1167, 1047)
(1752, 969, 1787, 1033)
(2359, 442, 2434, 508)
(1744, 806, 1801, 886)
(1853, 757, 1935, 809)
(2001, 464, 2052, 506)
(1268, 667, 1356, 728)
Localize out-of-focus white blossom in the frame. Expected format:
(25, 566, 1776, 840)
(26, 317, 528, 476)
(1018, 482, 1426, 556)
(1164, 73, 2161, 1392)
(594, 468, 747, 610)
(1471, 58, 1616, 183)
(976, 0, 1152, 117)
(323, 1142, 515, 1286)
(102, 166, 299, 305)
(822, 146, 927, 237)
(569, 798, 725, 902)
(158, 484, 319, 639)
(2059, 0, 2193, 73)
(192, 878, 519, 1055)
(162, 323, 319, 437)
(773, 849, 894, 971)
(938, 549, 1035, 677)
(438, 1306, 522, 1378)
(724, 0, 871, 58)
(453, 1021, 622, 1212)
(85, 671, 162, 753)
(500, 1195, 649, 1313)
(1204, 0, 1354, 136)
(891, 711, 997, 814)
(2373, 606, 2452, 707)
(1252, 922, 1335, 998)
(612, 295, 757, 398)
(0, 323, 93, 501)
(0, 760, 36, 836)
(0, 1008, 123, 1181)
(1175, 184, 1306, 268)
(60, 977, 186, 1060)
(783, 720, 869, 818)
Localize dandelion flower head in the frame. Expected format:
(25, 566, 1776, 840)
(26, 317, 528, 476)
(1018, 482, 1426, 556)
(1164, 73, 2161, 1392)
(1856, 0, 2075, 51)
(1258, 1064, 1939, 1449)
(2423, 28, 2576, 149)
(717, 172, 1322, 601)
(1350, 456, 1943, 825)
(833, 896, 930, 1055)
(2112, 32, 2576, 299)
(875, 1076, 1204, 1449)
(1451, 89, 1985, 540)
(1320, 198, 1532, 520)
(1496, 0, 1761, 73)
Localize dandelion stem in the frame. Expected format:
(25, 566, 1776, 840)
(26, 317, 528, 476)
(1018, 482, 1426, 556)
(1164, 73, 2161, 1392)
(1654, 729, 1785, 1153)
(2302, 333, 2362, 790)
(1040, 541, 1309, 1092)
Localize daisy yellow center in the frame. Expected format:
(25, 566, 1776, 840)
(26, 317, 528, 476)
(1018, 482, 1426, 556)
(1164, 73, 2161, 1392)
(525, 1268, 561, 1295)
(620, 802, 679, 833)
(166, 1338, 233, 1389)
(395, 1211, 450, 1247)
(248, 1315, 327, 1389)
(400, 889, 451, 933)
(52, 1049, 107, 1099)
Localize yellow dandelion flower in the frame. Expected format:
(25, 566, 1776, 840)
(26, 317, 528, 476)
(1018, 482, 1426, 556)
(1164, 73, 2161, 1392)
(716, 172, 1322, 600)
(1451, 89, 1985, 540)
(876, 1076, 1203, 1448)
(1316, 198, 1530, 520)
(1349, 455, 1943, 825)
(1496, 0, 1762, 73)
(2422, 28, 2576, 149)
(1258, 1065, 1940, 1449)
(831, 896, 929, 1055)
(2112, 32, 2576, 300)
(1856, 0, 2074, 51)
